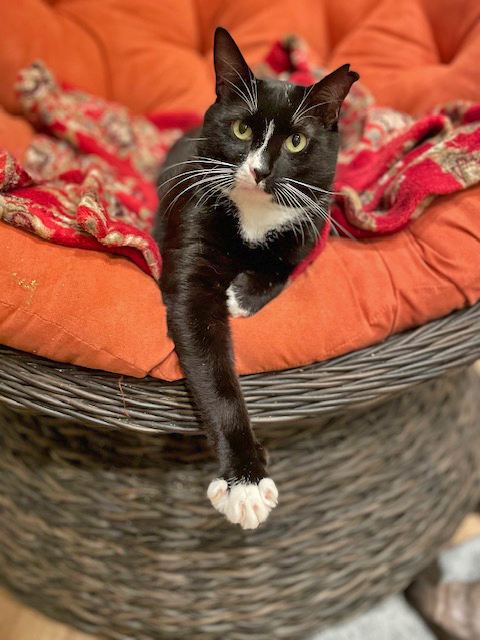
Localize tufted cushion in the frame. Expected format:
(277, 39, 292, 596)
(0, 0, 479, 380)
(1, 0, 479, 117)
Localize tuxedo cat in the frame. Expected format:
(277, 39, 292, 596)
(155, 27, 358, 529)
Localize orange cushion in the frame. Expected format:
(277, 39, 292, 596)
(0, 221, 170, 377)
(0, 114, 479, 381)
(0, 1, 480, 380)
(1, 0, 479, 116)
(0, 108, 34, 161)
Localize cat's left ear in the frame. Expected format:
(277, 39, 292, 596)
(309, 65, 359, 129)
(214, 27, 255, 102)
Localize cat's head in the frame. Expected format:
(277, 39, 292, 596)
(198, 27, 358, 216)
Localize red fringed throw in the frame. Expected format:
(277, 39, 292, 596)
(1, 37, 480, 280)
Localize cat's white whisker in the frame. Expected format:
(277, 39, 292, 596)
(284, 186, 320, 242)
(165, 174, 234, 214)
(282, 183, 329, 222)
(303, 198, 353, 239)
(218, 72, 256, 114)
(222, 59, 258, 112)
(303, 210, 321, 239)
(195, 177, 234, 207)
(160, 169, 232, 203)
(271, 189, 295, 241)
(274, 184, 303, 211)
(224, 66, 255, 110)
(291, 84, 316, 125)
(161, 159, 236, 174)
(283, 176, 340, 196)
(284, 188, 311, 244)
(327, 216, 356, 239)
(273, 185, 306, 244)
(281, 183, 328, 240)
(158, 167, 231, 191)
(292, 98, 342, 125)
(283, 182, 357, 240)
(193, 156, 237, 168)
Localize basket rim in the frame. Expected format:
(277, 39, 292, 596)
(0, 303, 479, 434)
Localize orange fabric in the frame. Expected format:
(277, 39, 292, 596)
(0, 174, 479, 380)
(0, 108, 34, 162)
(0, 0, 479, 379)
(0, 220, 170, 377)
(1, 0, 480, 116)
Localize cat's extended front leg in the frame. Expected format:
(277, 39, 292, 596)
(163, 265, 278, 529)
(227, 269, 289, 318)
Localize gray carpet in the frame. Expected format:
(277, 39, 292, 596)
(312, 595, 434, 640)
(440, 535, 480, 582)
(312, 536, 480, 640)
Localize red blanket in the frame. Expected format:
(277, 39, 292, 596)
(1, 37, 480, 280)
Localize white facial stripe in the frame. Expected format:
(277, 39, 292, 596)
(234, 120, 275, 188)
(230, 119, 303, 243)
(249, 120, 275, 172)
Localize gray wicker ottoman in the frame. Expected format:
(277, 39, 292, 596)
(0, 304, 479, 640)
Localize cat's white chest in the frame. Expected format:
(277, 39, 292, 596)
(229, 188, 301, 244)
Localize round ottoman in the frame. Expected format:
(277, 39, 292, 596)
(0, 304, 479, 640)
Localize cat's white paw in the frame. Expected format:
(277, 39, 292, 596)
(226, 285, 250, 318)
(207, 478, 279, 529)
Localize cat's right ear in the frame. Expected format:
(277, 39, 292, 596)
(214, 27, 253, 102)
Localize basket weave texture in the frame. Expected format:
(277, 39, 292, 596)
(0, 304, 479, 433)
(0, 304, 480, 639)
(0, 365, 479, 638)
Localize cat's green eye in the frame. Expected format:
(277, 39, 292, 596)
(285, 133, 308, 153)
(232, 120, 253, 140)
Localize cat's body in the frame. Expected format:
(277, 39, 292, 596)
(155, 28, 358, 529)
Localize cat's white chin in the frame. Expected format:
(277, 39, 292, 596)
(207, 478, 279, 529)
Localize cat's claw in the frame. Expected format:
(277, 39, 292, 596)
(207, 478, 278, 529)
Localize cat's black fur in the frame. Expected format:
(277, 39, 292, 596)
(154, 27, 358, 526)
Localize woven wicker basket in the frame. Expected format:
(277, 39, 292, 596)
(0, 304, 480, 640)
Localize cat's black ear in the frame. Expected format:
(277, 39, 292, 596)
(309, 65, 359, 128)
(214, 27, 254, 102)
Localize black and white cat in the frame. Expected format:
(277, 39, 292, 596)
(155, 27, 358, 529)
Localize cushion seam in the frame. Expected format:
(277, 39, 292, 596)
(406, 228, 470, 303)
(369, 242, 399, 335)
(0, 299, 147, 375)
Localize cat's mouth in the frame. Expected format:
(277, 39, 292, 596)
(232, 184, 272, 204)
(236, 181, 265, 192)
(232, 178, 271, 199)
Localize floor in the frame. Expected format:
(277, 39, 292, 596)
(1, 514, 479, 640)
(0, 588, 92, 640)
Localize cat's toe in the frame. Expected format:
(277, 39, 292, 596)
(258, 477, 279, 508)
(207, 479, 229, 512)
(226, 285, 250, 318)
(207, 478, 279, 529)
